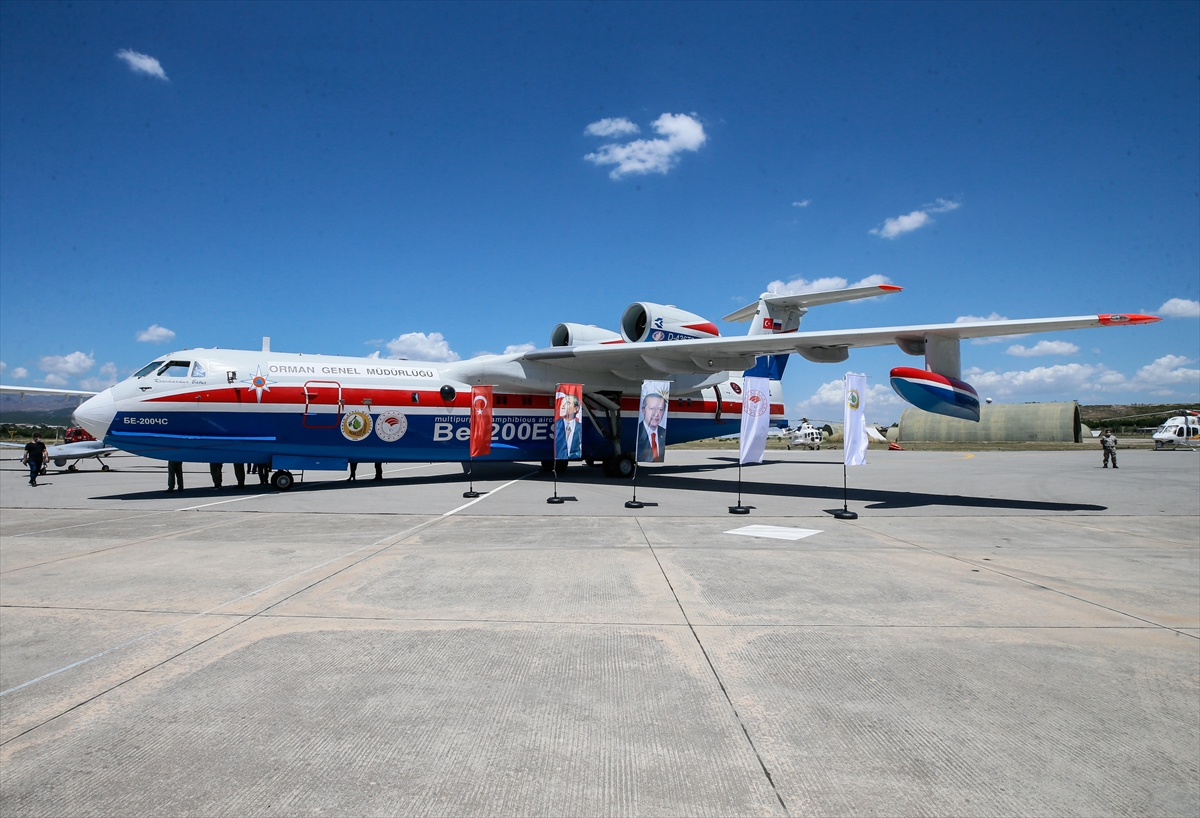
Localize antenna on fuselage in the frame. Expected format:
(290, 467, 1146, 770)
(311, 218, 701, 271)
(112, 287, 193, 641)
(262, 337, 271, 352)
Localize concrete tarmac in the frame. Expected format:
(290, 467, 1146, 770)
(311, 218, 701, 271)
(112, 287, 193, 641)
(1, 449, 1197, 817)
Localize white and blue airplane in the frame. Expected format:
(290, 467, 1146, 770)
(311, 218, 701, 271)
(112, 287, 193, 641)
(5, 284, 1158, 490)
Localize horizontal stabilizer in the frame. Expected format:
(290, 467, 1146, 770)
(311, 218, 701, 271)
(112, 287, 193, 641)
(724, 284, 902, 323)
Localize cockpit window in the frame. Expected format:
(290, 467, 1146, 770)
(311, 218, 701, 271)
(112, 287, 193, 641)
(157, 361, 192, 378)
(190, 362, 207, 378)
(134, 361, 165, 378)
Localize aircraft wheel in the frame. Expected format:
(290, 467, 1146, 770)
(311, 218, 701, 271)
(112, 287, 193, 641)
(101, 463, 111, 472)
(271, 470, 295, 491)
(67, 464, 77, 472)
(1154, 440, 1162, 450)
(613, 453, 635, 479)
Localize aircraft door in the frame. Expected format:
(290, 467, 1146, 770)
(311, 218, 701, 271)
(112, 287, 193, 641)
(303, 380, 342, 428)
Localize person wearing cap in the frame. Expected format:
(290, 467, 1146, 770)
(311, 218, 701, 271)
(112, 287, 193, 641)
(1101, 429, 1118, 469)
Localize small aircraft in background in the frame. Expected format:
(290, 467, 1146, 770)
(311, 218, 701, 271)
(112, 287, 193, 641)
(1152, 411, 1200, 450)
(788, 419, 825, 450)
(0, 385, 119, 472)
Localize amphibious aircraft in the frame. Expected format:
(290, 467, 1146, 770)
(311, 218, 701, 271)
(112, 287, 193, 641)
(35, 282, 1157, 490)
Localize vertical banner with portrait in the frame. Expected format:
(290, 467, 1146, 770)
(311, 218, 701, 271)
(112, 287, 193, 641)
(553, 383, 584, 461)
(636, 380, 671, 463)
(469, 386, 493, 458)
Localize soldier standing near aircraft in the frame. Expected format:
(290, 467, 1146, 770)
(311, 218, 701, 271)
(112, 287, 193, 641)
(1101, 429, 1119, 468)
(209, 462, 223, 489)
(22, 433, 47, 487)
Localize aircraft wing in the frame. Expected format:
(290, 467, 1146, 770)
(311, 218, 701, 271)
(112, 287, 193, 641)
(521, 313, 1159, 376)
(0, 384, 98, 398)
(0, 441, 118, 457)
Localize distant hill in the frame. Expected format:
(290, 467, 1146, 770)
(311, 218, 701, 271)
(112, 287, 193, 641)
(1080, 403, 1196, 430)
(0, 393, 81, 425)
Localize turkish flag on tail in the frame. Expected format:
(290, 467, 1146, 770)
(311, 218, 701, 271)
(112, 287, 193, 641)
(470, 386, 493, 458)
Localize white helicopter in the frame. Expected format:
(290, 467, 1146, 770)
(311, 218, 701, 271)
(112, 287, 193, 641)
(787, 418, 826, 450)
(1152, 411, 1200, 450)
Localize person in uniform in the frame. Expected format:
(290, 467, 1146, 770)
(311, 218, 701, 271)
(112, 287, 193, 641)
(167, 461, 184, 491)
(1101, 429, 1118, 469)
(210, 462, 223, 489)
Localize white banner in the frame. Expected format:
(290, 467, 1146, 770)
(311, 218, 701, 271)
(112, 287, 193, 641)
(843, 373, 868, 467)
(739, 376, 770, 465)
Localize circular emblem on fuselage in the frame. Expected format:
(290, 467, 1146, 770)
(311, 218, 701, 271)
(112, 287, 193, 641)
(375, 410, 408, 442)
(341, 410, 373, 441)
(730, 382, 742, 394)
(847, 389, 860, 411)
(651, 330, 665, 341)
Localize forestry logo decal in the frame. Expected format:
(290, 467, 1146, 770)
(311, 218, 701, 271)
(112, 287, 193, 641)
(341, 410, 373, 441)
(847, 389, 860, 412)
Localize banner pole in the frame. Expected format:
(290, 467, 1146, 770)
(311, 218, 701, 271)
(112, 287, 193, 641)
(463, 454, 479, 498)
(729, 459, 751, 514)
(625, 459, 643, 509)
(834, 461, 856, 519)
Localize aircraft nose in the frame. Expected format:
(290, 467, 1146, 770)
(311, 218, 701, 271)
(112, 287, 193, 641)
(74, 390, 116, 440)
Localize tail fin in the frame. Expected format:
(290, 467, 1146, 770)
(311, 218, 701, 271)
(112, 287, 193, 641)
(724, 283, 903, 336)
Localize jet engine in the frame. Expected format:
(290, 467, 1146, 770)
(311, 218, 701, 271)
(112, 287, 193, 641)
(620, 303, 720, 343)
(550, 323, 623, 347)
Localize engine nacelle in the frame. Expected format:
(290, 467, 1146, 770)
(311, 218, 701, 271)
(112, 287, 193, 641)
(550, 323, 623, 347)
(620, 303, 720, 343)
(890, 366, 980, 422)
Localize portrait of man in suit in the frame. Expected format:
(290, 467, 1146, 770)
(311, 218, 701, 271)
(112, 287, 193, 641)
(635, 387, 669, 462)
(554, 390, 583, 460)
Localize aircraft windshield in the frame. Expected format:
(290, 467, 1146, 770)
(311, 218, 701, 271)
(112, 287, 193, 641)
(157, 361, 192, 378)
(134, 361, 165, 378)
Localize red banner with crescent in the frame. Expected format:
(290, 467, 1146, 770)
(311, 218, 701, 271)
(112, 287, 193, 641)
(469, 386, 493, 458)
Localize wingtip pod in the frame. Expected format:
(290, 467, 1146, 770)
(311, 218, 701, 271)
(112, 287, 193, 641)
(1098, 313, 1161, 326)
(889, 366, 980, 422)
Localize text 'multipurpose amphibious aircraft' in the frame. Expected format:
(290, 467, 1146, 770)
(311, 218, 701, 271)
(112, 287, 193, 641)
(10, 283, 1158, 490)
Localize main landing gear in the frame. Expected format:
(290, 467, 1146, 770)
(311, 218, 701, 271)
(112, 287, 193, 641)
(270, 470, 295, 491)
(602, 453, 635, 479)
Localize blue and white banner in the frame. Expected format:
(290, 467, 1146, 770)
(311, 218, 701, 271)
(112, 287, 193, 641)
(738, 376, 770, 465)
(843, 373, 868, 467)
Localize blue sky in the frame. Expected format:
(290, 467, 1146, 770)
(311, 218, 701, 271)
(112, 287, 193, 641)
(1, 0, 1197, 422)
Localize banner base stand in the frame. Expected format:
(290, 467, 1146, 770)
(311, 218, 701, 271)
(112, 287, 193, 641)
(833, 509, 858, 520)
(728, 505, 752, 515)
(463, 490, 483, 498)
(547, 496, 566, 504)
(624, 500, 644, 509)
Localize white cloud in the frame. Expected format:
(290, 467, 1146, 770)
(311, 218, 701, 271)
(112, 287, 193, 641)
(796, 379, 905, 417)
(0, 361, 5, 374)
(766, 274, 893, 296)
(1130, 355, 1199, 391)
(80, 363, 120, 391)
(39, 351, 95, 376)
(503, 343, 537, 355)
(116, 49, 169, 81)
(43, 373, 69, 387)
(384, 332, 460, 362)
(960, 355, 1198, 401)
(792, 200, 811, 208)
(870, 199, 960, 239)
(1006, 340, 1080, 357)
(11, 366, 28, 380)
(1158, 298, 1200, 318)
(137, 324, 176, 343)
(584, 113, 706, 179)
(584, 118, 640, 137)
